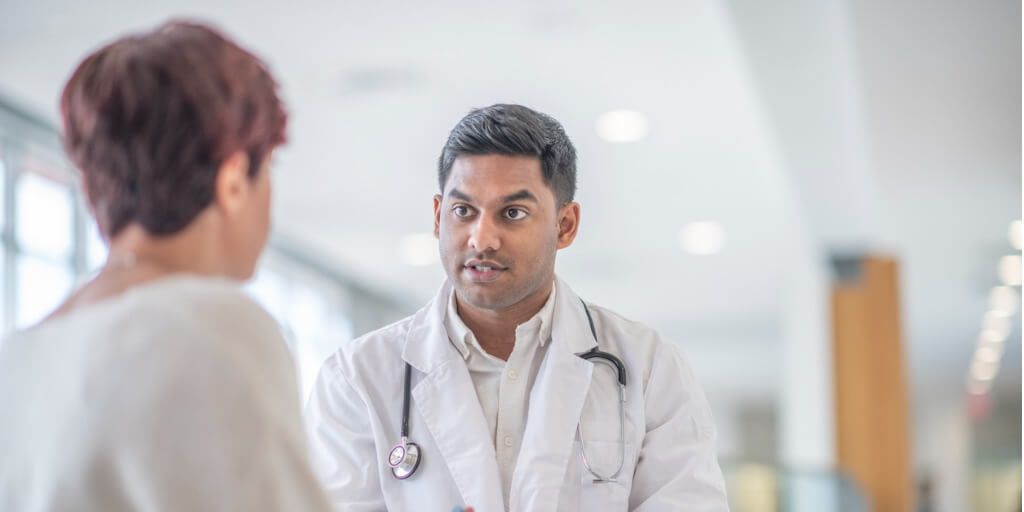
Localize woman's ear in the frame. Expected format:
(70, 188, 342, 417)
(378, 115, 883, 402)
(214, 151, 251, 214)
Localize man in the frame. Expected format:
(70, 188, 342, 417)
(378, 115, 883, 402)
(306, 104, 729, 511)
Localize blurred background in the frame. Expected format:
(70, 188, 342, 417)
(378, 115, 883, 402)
(0, 1, 1020, 510)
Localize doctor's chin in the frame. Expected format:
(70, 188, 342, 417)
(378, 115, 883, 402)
(0, 2, 1020, 512)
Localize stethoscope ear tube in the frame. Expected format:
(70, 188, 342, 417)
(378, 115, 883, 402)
(579, 299, 627, 387)
(401, 363, 412, 438)
(579, 348, 627, 387)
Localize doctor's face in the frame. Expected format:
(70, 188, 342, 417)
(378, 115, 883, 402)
(434, 155, 579, 312)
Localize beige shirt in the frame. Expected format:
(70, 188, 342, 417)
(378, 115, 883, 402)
(444, 285, 556, 508)
(0, 276, 330, 512)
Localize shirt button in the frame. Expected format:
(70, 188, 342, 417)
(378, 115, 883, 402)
(504, 436, 514, 447)
(507, 369, 518, 380)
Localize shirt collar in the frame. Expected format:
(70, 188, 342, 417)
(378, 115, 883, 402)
(445, 283, 558, 361)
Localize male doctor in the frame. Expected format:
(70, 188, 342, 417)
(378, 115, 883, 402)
(306, 104, 729, 511)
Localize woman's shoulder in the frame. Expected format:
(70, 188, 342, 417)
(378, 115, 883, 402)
(7, 275, 288, 375)
(153, 276, 280, 331)
(129, 275, 290, 364)
(1, 275, 297, 419)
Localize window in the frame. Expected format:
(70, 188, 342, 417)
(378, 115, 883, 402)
(16, 165, 73, 261)
(248, 257, 354, 400)
(0, 147, 6, 228)
(15, 256, 72, 328)
(85, 218, 107, 272)
(11, 155, 76, 328)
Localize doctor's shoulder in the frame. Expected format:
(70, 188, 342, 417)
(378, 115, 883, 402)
(582, 303, 708, 396)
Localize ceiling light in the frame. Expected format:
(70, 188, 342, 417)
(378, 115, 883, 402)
(988, 286, 1019, 316)
(401, 233, 439, 267)
(1010, 220, 1022, 250)
(966, 377, 991, 395)
(971, 358, 999, 381)
(980, 328, 1009, 345)
(982, 311, 1012, 340)
(679, 222, 726, 255)
(595, 109, 648, 143)
(999, 254, 1022, 286)
(976, 343, 1003, 363)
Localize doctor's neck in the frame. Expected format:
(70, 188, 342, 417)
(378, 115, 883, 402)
(455, 280, 554, 361)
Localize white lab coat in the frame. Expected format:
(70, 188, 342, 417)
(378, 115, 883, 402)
(305, 278, 729, 511)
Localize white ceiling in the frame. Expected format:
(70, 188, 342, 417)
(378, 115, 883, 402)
(0, 0, 1018, 407)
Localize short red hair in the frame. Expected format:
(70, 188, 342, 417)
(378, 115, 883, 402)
(60, 20, 287, 237)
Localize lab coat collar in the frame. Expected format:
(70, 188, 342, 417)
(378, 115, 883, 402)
(549, 276, 600, 356)
(401, 277, 598, 371)
(400, 280, 457, 374)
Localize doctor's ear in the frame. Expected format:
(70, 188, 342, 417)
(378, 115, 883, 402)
(433, 194, 442, 238)
(556, 201, 580, 249)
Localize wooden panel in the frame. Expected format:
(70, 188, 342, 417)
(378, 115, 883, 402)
(833, 257, 912, 511)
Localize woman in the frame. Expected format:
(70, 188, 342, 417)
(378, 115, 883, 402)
(0, 21, 330, 511)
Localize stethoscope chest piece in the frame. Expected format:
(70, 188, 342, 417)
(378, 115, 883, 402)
(388, 438, 421, 480)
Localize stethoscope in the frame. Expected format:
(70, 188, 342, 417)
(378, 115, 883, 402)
(387, 299, 628, 483)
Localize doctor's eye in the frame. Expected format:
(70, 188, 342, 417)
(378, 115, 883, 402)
(504, 208, 528, 220)
(452, 205, 473, 218)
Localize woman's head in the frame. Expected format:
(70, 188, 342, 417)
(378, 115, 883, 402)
(60, 20, 287, 278)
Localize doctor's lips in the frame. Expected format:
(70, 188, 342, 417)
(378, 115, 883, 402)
(463, 258, 508, 283)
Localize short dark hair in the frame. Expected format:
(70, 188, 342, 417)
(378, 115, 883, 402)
(437, 104, 577, 205)
(60, 20, 288, 237)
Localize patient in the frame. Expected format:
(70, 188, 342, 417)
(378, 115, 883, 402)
(0, 21, 330, 511)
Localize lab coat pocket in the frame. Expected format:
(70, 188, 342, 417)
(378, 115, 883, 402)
(575, 440, 634, 511)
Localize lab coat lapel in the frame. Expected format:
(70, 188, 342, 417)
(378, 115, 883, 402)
(402, 282, 504, 512)
(510, 278, 599, 511)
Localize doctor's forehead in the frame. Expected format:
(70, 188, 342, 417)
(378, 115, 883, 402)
(444, 154, 552, 201)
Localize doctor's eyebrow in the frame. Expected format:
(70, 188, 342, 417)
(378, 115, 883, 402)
(500, 189, 539, 204)
(447, 189, 474, 202)
(446, 188, 540, 205)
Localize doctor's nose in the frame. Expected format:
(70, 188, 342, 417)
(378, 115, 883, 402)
(468, 217, 501, 253)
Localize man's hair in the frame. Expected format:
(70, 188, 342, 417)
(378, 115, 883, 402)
(60, 20, 288, 237)
(437, 104, 577, 205)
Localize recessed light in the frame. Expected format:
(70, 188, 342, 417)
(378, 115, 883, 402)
(982, 311, 1012, 340)
(976, 344, 1003, 363)
(971, 358, 999, 381)
(999, 254, 1022, 286)
(988, 286, 1019, 316)
(966, 377, 991, 395)
(679, 222, 726, 255)
(595, 109, 648, 143)
(980, 328, 1008, 345)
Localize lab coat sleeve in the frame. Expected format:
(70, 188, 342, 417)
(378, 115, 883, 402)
(629, 340, 730, 511)
(305, 354, 386, 511)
